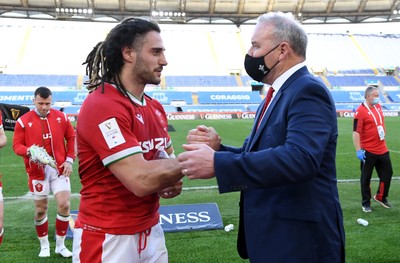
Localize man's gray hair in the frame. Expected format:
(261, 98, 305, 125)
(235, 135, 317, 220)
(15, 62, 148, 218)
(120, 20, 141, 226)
(257, 12, 308, 58)
(364, 86, 378, 98)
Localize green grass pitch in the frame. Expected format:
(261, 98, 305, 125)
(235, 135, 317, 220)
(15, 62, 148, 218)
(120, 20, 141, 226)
(0, 117, 399, 262)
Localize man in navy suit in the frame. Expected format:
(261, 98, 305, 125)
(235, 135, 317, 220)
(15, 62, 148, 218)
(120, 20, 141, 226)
(178, 12, 345, 262)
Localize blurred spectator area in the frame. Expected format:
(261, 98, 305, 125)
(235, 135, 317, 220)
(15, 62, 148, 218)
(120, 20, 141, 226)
(1, 22, 399, 78)
(1, 22, 399, 113)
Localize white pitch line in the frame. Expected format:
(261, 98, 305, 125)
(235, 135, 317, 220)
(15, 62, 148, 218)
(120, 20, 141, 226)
(3, 177, 399, 201)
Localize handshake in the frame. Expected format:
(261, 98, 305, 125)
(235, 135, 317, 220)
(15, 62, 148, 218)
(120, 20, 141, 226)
(153, 125, 220, 199)
(178, 125, 221, 180)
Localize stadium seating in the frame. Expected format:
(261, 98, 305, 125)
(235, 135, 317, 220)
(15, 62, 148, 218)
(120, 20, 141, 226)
(331, 90, 388, 103)
(382, 103, 400, 111)
(164, 76, 238, 87)
(326, 75, 399, 88)
(146, 91, 193, 105)
(0, 21, 399, 114)
(0, 74, 79, 89)
(385, 91, 400, 103)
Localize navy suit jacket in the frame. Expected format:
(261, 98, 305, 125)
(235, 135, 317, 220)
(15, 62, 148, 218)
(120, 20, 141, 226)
(214, 66, 345, 262)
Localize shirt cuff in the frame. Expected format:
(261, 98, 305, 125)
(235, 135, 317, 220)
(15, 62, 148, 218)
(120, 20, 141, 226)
(66, 157, 74, 164)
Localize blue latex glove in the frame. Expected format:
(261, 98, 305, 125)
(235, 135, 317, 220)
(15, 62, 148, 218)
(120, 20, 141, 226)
(356, 149, 366, 162)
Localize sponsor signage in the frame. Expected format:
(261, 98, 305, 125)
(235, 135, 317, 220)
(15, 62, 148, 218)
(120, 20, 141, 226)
(0, 91, 88, 105)
(197, 91, 262, 104)
(68, 110, 400, 123)
(0, 93, 33, 104)
(166, 112, 256, 120)
(337, 110, 399, 118)
(66, 203, 223, 239)
(0, 103, 30, 131)
(67, 115, 78, 122)
(159, 203, 223, 232)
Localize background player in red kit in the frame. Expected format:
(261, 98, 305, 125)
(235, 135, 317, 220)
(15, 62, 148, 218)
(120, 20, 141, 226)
(73, 17, 184, 263)
(353, 86, 393, 212)
(0, 113, 7, 245)
(13, 87, 76, 258)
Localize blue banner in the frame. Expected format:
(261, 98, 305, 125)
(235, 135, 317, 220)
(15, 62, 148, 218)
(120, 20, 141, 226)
(197, 91, 262, 104)
(159, 203, 223, 232)
(66, 203, 223, 239)
(0, 91, 88, 105)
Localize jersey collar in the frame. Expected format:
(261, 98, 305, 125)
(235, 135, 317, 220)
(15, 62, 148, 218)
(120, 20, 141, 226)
(126, 91, 146, 106)
(110, 84, 147, 106)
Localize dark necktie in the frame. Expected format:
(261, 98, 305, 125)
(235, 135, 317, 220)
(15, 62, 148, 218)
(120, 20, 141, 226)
(257, 87, 275, 129)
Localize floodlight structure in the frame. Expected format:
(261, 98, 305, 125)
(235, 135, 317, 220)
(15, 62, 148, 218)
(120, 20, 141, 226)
(151, 10, 186, 23)
(55, 7, 93, 19)
(150, 0, 187, 23)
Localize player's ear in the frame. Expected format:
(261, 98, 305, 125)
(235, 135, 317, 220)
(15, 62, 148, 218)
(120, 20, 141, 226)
(122, 46, 136, 63)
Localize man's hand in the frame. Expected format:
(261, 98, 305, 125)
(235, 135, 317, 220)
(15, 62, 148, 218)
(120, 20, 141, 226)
(178, 144, 215, 180)
(186, 125, 221, 151)
(356, 149, 366, 162)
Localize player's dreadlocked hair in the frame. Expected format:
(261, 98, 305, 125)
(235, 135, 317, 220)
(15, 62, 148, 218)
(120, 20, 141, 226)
(83, 17, 161, 95)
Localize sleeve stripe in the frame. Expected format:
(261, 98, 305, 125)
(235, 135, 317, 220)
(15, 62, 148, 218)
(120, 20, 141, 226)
(17, 118, 25, 128)
(102, 146, 143, 166)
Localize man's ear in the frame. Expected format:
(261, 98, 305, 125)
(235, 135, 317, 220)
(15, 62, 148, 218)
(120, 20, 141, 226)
(279, 42, 289, 55)
(122, 46, 135, 63)
(278, 42, 290, 59)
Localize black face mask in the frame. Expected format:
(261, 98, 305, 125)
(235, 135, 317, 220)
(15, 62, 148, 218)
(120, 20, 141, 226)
(244, 44, 280, 82)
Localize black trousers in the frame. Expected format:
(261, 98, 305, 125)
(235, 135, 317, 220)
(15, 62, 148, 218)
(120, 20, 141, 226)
(360, 151, 393, 207)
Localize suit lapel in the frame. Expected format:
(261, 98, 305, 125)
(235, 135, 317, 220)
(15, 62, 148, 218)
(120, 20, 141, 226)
(245, 102, 264, 151)
(247, 66, 309, 151)
(248, 91, 282, 150)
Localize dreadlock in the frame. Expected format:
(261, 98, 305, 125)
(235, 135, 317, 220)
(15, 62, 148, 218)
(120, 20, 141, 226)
(83, 17, 161, 98)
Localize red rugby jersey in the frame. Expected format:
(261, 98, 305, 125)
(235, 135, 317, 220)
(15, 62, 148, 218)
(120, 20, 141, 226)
(76, 83, 172, 234)
(353, 103, 388, 155)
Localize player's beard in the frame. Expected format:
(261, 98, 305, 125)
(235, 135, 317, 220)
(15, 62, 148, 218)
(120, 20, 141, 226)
(134, 57, 162, 85)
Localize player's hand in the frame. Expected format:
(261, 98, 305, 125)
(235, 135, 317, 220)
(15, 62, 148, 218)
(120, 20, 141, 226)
(60, 161, 73, 177)
(186, 125, 221, 151)
(356, 149, 366, 162)
(158, 180, 183, 199)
